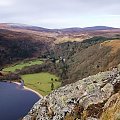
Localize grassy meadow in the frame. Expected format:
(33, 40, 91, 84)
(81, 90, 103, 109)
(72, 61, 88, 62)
(3, 59, 61, 96)
(3, 59, 43, 72)
(21, 73, 61, 96)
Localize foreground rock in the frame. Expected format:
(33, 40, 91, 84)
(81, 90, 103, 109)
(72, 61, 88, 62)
(23, 66, 120, 120)
(100, 92, 120, 120)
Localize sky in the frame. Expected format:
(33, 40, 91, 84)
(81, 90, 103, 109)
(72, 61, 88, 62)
(0, 0, 120, 28)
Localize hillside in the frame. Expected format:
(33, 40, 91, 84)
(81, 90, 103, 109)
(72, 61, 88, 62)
(1, 23, 120, 44)
(0, 23, 119, 68)
(1, 29, 119, 83)
(0, 28, 54, 68)
(55, 39, 120, 85)
(1, 23, 120, 85)
(23, 65, 120, 120)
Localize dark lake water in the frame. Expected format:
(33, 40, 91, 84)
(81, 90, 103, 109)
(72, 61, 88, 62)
(0, 82, 40, 120)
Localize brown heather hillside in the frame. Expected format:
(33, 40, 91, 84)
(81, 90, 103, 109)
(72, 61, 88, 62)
(101, 40, 120, 54)
(63, 39, 120, 85)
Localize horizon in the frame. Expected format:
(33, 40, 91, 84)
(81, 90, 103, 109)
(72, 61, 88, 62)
(0, 22, 119, 29)
(0, 0, 120, 29)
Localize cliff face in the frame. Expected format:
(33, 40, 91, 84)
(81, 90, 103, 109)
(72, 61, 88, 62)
(23, 65, 120, 120)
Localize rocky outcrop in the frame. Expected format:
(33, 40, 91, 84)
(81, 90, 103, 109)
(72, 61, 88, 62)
(23, 66, 120, 120)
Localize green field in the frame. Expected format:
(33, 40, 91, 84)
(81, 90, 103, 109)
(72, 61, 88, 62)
(3, 59, 43, 72)
(21, 73, 61, 96)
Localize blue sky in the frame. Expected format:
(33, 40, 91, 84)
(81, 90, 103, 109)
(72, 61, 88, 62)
(0, 0, 120, 28)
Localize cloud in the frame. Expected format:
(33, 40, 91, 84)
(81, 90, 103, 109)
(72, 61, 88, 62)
(0, 0, 120, 28)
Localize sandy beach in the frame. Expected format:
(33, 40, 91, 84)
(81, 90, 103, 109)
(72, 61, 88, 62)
(23, 86, 43, 98)
(13, 81, 43, 98)
(13, 82, 21, 85)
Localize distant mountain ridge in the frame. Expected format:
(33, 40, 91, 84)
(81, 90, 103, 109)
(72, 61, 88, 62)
(0, 23, 53, 32)
(0, 23, 118, 33)
(57, 26, 116, 33)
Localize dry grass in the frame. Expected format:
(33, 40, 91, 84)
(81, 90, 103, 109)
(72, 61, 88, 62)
(100, 93, 120, 120)
(101, 40, 120, 54)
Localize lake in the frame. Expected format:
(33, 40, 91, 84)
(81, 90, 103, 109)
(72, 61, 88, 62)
(0, 82, 40, 120)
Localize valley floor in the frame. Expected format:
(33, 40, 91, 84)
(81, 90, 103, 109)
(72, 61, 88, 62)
(21, 73, 61, 96)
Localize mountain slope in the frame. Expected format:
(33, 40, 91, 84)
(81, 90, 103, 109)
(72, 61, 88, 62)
(60, 39, 120, 85)
(0, 23, 120, 44)
(0, 29, 54, 68)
